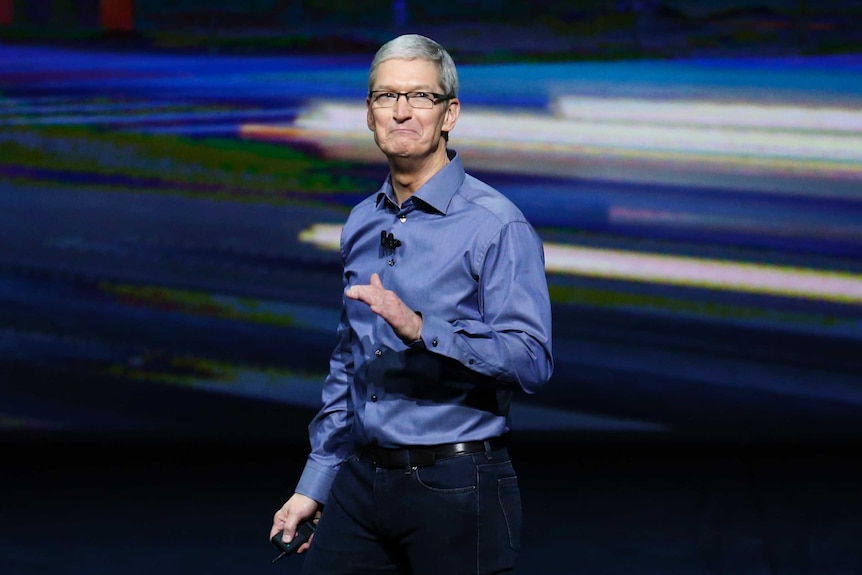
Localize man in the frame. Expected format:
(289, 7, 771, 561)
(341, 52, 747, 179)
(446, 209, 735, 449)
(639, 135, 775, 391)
(270, 33, 554, 575)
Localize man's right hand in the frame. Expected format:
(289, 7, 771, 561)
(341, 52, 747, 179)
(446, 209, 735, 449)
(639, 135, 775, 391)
(270, 493, 320, 554)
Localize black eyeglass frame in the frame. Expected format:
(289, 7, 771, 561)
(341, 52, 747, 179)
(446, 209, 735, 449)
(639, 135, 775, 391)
(367, 90, 454, 108)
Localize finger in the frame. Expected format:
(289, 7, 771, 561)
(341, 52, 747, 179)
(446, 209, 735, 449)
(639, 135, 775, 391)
(345, 285, 369, 302)
(297, 533, 314, 554)
(269, 512, 286, 539)
(271, 526, 292, 542)
(276, 523, 295, 543)
(370, 273, 383, 288)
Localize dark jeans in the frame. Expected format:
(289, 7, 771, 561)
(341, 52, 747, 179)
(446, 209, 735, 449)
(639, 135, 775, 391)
(301, 445, 521, 575)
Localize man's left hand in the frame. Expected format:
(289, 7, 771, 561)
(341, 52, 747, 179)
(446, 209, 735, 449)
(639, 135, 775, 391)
(345, 272, 422, 343)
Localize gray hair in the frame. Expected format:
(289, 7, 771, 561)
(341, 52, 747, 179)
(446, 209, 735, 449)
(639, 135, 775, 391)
(368, 34, 459, 98)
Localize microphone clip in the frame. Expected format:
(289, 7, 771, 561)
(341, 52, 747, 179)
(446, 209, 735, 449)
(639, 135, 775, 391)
(380, 230, 402, 251)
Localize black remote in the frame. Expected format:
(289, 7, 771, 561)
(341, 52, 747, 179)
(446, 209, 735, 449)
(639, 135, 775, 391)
(271, 520, 316, 563)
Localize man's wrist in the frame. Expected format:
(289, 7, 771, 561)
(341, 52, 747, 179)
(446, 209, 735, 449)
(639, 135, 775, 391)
(411, 310, 423, 343)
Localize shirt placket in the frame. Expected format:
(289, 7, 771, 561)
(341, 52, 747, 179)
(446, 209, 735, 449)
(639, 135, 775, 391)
(383, 198, 416, 267)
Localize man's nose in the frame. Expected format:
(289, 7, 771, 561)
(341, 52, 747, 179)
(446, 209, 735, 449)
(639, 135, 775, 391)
(392, 94, 413, 116)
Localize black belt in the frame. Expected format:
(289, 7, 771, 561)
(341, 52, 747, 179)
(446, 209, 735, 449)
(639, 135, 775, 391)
(369, 436, 509, 469)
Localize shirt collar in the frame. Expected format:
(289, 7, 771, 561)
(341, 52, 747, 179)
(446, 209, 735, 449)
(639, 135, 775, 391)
(375, 149, 464, 215)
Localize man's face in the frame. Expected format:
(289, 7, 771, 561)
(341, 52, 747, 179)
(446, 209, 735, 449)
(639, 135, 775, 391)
(366, 58, 459, 160)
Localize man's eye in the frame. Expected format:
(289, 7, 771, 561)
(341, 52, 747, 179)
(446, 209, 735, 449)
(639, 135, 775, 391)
(411, 92, 431, 99)
(380, 92, 396, 98)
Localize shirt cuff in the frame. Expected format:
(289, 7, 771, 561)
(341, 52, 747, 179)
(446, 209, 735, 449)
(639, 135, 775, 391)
(295, 458, 339, 505)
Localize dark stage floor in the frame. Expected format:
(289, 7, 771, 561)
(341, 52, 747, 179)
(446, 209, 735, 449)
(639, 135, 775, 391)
(2, 437, 860, 575)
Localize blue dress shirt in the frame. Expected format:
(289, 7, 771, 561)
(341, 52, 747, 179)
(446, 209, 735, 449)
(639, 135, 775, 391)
(296, 150, 554, 504)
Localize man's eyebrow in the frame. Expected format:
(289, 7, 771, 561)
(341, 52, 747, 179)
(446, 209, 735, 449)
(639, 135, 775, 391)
(372, 84, 438, 91)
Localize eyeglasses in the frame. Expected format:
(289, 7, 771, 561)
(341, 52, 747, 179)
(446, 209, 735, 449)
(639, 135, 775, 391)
(368, 91, 452, 109)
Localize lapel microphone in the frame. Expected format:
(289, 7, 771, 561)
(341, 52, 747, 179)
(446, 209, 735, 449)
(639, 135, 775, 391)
(381, 230, 402, 250)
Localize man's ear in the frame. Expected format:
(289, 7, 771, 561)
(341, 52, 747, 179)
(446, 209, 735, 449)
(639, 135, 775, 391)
(366, 103, 374, 131)
(443, 99, 460, 131)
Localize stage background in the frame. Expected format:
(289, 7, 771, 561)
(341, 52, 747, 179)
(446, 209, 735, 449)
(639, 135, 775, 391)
(2, 0, 860, 446)
(2, 3, 862, 575)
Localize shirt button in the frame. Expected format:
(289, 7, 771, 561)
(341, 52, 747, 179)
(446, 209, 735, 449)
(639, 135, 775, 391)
(399, 215, 407, 223)
(468, 359, 475, 365)
(388, 258, 395, 266)
(432, 339, 438, 347)
(375, 349, 382, 357)
(371, 394, 378, 402)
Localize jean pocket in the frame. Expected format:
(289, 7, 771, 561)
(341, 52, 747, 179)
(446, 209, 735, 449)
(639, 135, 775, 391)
(499, 475, 522, 550)
(414, 456, 478, 494)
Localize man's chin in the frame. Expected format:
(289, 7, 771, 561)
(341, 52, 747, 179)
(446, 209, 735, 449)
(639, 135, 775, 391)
(384, 142, 421, 158)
